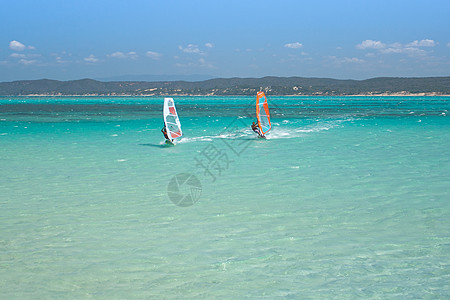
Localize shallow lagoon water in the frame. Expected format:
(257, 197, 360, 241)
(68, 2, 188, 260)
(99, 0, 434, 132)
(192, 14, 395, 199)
(0, 96, 449, 298)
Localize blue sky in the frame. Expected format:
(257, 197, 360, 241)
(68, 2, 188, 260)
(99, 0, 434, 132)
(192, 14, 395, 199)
(1, 0, 449, 81)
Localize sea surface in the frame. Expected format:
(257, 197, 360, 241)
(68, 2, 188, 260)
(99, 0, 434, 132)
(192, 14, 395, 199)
(1, 96, 449, 298)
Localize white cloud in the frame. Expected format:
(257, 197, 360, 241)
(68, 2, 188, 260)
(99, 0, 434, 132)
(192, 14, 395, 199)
(344, 57, 364, 63)
(329, 56, 365, 64)
(125, 51, 137, 59)
(10, 53, 26, 58)
(9, 40, 26, 51)
(407, 39, 435, 47)
(108, 51, 138, 59)
(356, 40, 386, 49)
(84, 54, 99, 63)
(146, 51, 162, 60)
(178, 44, 204, 54)
(379, 45, 402, 54)
(9, 40, 35, 51)
(109, 52, 126, 58)
(205, 43, 213, 48)
(379, 41, 427, 56)
(284, 42, 303, 49)
(381, 46, 426, 56)
(357, 39, 436, 57)
(19, 59, 37, 65)
(10, 53, 41, 61)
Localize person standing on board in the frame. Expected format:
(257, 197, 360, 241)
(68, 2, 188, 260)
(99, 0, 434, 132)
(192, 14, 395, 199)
(161, 125, 169, 140)
(251, 121, 263, 137)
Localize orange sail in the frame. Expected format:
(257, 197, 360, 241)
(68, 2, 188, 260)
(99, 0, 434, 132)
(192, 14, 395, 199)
(256, 91, 271, 135)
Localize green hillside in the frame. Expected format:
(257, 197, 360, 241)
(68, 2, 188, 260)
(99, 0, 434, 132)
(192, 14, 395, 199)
(0, 76, 449, 96)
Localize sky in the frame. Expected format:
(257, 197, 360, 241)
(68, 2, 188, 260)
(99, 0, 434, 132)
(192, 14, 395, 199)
(1, 0, 449, 81)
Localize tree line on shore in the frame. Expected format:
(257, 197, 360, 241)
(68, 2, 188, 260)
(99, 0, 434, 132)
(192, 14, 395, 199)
(0, 76, 449, 96)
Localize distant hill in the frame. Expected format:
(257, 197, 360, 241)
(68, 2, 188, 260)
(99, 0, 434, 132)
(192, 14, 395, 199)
(95, 74, 216, 82)
(0, 76, 449, 96)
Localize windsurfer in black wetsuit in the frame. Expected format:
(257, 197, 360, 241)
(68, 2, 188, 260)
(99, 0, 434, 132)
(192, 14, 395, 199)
(161, 125, 170, 140)
(251, 121, 262, 137)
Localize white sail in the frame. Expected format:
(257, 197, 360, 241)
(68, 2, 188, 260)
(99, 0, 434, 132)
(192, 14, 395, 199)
(163, 98, 182, 142)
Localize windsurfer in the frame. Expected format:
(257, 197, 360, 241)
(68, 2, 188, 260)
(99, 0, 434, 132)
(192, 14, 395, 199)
(251, 121, 263, 137)
(161, 125, 170, 140)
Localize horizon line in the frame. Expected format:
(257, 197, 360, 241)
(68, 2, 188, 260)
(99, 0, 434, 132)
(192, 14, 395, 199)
(2, 75, 450, 84)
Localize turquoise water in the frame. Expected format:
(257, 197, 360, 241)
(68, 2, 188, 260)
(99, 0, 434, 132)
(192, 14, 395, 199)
(1, 96, 449, 298)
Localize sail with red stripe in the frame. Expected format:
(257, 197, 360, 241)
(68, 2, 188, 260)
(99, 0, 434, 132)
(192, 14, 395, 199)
(256, 91, 271, 135)
(163, 98, 182, 141)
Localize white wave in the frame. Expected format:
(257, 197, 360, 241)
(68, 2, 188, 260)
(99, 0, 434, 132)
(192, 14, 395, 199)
(177, 136, 213, 143)
(176, 119, 350, 143)
(264, 119, 348, 139)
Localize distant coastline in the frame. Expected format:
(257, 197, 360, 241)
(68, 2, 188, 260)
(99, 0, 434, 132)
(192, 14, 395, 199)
(1, 76, 449, 97)
(6, 93, 450, 97)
